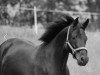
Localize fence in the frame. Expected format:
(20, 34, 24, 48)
(20, 6, 99, 33)
(1, 4, 100, 33)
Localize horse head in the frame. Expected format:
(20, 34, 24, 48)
(65, 17, 89, 66)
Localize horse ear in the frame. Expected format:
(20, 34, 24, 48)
(82, 19, 89, 30)
(73, 17, 79, 27)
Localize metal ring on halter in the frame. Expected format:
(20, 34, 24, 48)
(66, 26, 87, 54)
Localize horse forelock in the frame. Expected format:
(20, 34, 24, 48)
(39, 15, 74, 44)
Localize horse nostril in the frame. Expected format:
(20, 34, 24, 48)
(81, 57, 84, 61)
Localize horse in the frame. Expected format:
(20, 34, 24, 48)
(0, 15, 89, 75)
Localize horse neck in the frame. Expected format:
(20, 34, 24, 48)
(47, 27, 70, 71)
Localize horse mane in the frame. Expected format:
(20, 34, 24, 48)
(39, 15, 74, 43)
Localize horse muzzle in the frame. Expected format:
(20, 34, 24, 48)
(77, 53, 89, 66)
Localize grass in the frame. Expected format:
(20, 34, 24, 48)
(0, 24, 45, 45)
(0, 25, 100, 75)
(68, 31, 100, 75)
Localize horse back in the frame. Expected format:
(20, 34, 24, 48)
(0, 38, 37, 75)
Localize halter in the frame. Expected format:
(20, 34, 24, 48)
(66, 26, 87, 54)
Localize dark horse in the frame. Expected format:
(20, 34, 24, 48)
(0, 15, 89, 75)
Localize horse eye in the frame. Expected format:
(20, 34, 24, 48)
(84, 38, 87, 43)
(72, 37, 76, 39)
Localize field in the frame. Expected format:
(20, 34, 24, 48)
(0, 25, 100, 75)
(68, 31, 100, 75)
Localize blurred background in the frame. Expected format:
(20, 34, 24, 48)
(0, 0, 99, 30)
(0, 0, 100, 75)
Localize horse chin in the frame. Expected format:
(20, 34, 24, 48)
(77, 61, 87, 66)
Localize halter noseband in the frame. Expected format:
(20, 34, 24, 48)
(66, 26, 87, 54)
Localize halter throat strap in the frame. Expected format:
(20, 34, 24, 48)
(66, 26, 87, 54)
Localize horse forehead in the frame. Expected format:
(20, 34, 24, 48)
(80, 28, 86, 36)
(77, 22, 83, 27)
(72, 28, 85, 38)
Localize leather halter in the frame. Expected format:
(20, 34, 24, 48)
(66, 26, 87, 54)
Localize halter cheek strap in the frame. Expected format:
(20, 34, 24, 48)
(66, 26, 87, 54)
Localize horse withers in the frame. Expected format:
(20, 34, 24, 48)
(0, 15, 89, 75)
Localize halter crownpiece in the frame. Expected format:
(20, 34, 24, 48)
(66, 26, 87, 54)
